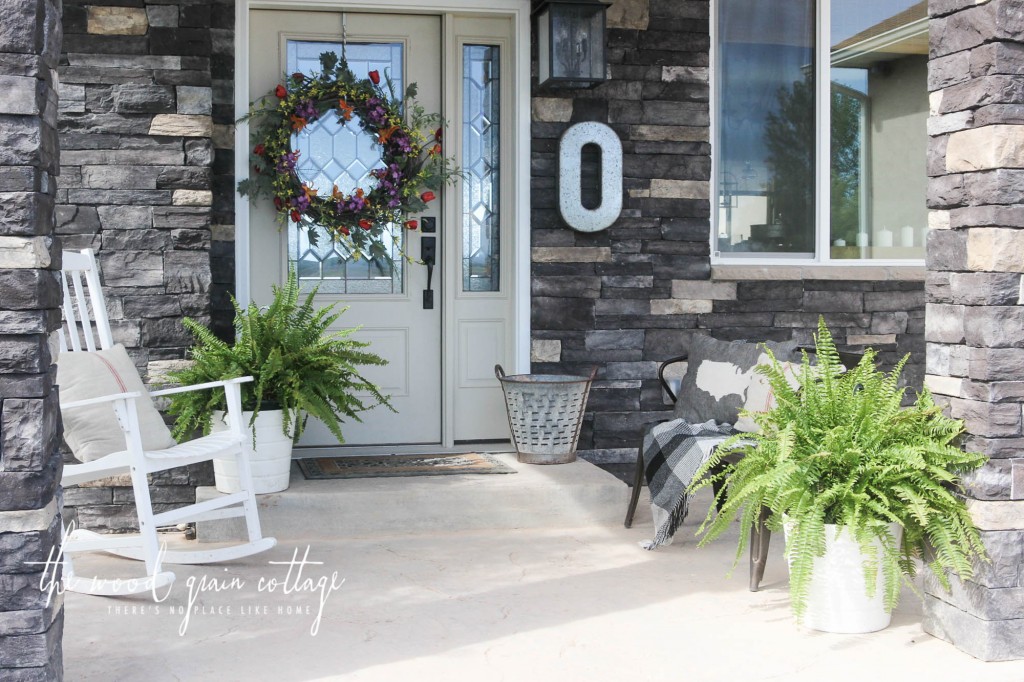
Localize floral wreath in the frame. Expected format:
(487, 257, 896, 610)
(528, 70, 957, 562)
(238, 51, 458, 262)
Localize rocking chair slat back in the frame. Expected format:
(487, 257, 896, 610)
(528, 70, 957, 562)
(59, 249, 114, 354)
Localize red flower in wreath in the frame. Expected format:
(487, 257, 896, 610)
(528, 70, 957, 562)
(421, 191, 436, 203)
(290, 209, 301, 223)
(253, 143, 265, 156)
(358, 219, 372, 230)
(369, 70, 381, 85)
(275, 84, 287, 98)
(405, 219, 418, 230)
(339, 226, 350, 236)
(291, 72, 305, 82)
(273, 196, 284, 210)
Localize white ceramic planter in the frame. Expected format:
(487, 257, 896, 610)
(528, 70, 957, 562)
(211, 409, 295, 494)
(785, 521, 903, 634)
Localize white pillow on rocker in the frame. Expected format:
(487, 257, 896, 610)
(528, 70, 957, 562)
(57, 344, 176, 462)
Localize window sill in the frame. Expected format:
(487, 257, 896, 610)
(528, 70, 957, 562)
(711, 264, 926, 282)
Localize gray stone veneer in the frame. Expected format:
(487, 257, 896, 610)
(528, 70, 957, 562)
(54, 1, 928, 529)
(0, 0, 65, 678)
(56, 0, 224, 533)
(922, 0, 1024, 661)
(528, 0, 925, 462)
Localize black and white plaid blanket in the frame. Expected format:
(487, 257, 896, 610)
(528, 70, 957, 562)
(640, 419, 736, 550)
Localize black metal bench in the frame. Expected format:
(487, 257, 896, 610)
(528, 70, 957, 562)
(624, 346, 863, 592)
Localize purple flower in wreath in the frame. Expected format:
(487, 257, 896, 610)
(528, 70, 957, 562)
(346, 194, 367, 212)
(293, 193, 310, 212)
(295, 99, 318, 122)
(390, 132, 412, 155)
(276, 150, 299, 173)
(365, 97, 387, 126)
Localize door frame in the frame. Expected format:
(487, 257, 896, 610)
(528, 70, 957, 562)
(234, 0, 532, 449)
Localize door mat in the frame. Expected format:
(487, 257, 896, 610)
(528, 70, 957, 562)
(296, 453, 517, 480)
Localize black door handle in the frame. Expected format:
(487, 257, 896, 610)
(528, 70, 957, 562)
(421, 236, 436, 309)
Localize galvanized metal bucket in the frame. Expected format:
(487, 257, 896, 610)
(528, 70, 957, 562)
(495, 365, 597, 464)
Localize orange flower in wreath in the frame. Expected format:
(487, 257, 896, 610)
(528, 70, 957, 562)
(377, 125, 399, 144)
(337, 99, 354, 121)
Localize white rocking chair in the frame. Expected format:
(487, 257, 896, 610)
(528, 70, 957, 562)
(59, 248, 276, 596)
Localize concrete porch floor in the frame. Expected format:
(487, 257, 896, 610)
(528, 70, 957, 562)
(63, 459, 1024, 681)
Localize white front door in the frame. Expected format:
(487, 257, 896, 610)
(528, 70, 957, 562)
(247, 10, 516, 449)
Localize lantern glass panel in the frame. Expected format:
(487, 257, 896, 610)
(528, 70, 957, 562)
(550, 5, 604, 82)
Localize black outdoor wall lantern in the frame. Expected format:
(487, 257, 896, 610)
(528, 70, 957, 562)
(535, 0, 610, 88)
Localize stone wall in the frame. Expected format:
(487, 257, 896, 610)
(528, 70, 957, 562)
(0, 0, 65, 678)
(57, 0, 223, 532)
(54, 0, 930, 528)
(528, 0, 926, 461)
(922, 0, 1024, 661)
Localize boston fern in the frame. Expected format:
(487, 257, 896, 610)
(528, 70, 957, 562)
(691, 318, 987, 621)
(166, 272, 393, 443)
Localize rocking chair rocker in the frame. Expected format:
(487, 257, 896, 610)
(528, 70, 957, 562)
(58, 249, 276, 596)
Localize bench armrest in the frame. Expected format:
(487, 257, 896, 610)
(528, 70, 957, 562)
(658, 354, 688, 404)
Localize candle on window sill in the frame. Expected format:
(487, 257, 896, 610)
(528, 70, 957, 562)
(901, 225, 915, 247)
(856, 231, 869, 247)
(875, 229, 893, 248)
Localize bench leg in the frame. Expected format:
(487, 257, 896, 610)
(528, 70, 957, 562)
(749, 506, 772, 592)
(624, 446, 645, 528)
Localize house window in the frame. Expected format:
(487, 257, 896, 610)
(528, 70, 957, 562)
(713, 0, 928, 263)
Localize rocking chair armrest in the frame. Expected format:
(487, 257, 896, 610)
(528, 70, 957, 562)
(149, 376, 254, 398)
(61, 391, 143, 410)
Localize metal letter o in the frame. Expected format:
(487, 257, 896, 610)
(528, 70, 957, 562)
(558, 122, 623, 233)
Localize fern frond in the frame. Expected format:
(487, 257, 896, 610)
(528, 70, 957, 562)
(165, 269, 394, 445)
(693, 316, 989, 621)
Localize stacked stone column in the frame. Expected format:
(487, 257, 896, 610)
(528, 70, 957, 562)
(924, 0, 1024, 661)
(57, 0, 218, 533)
(0, 0, 65, 678)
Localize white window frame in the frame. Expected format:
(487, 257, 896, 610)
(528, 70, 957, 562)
(710, 0, 927, 267)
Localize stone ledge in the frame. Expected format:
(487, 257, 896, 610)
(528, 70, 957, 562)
(0, 498, 58, 533)
(149, 114, 213, 138)
(711, 264, 926, 281)
(87, 6, 148, 35)
(532, 247, 612, 263)
(0, 236, 52, 268)
(530, 339, 561, 363)
(968, 499, 1024, 531)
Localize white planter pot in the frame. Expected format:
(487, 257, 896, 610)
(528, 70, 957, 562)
(211, 409, 294, 494)
(784, 521, 903, 634)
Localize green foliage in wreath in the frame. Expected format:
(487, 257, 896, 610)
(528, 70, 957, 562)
(238, 51, 459, 262)
(690, 318, 988, 621)
(165, 270, 394, 445)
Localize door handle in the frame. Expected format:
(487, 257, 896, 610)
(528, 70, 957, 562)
(421, 236, 436, 309)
